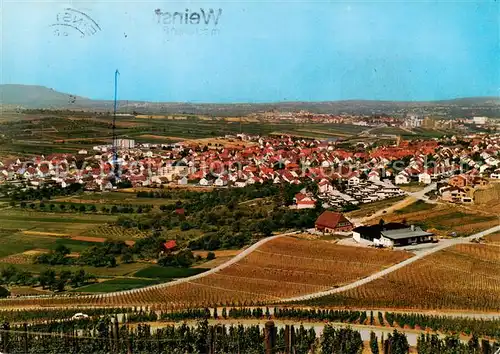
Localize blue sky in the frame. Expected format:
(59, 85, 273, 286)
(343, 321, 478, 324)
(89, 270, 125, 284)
(1, 0, 498, 102)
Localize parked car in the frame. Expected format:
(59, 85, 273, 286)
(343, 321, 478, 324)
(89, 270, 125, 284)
(71, 313, 89, 320)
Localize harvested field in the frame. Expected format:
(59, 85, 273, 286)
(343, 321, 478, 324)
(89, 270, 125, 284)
(301, 244, 500, 312)
(0, 249, 48, 264)
(483, 232, 500, 244)
(0, 236, 411, 309)
(22, 231, 69, 237)
(8, 287, 51, 297)
(70, 235, 106, 243)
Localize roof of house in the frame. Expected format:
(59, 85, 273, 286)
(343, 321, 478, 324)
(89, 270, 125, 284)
(315, 211, 351, 229)
(163, 240, 177, 250)
(381, 226, 433, 240)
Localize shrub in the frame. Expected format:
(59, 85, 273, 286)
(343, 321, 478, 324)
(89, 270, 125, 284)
(0, 286, 10, 298)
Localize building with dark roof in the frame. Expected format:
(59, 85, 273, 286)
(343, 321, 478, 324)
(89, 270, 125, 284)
(353, 223, 434, 247)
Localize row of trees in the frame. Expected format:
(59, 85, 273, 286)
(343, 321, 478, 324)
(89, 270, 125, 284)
(0, 266, 95, 292)
(36, 242, 131, 268)
(16, 201, 154, 214)
(7, 183, 84, 201)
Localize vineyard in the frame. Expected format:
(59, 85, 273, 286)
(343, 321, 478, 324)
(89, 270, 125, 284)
(301, 243, 500, 311)
(483, 232, 500, 244)
(383, 204, 498, 236)
(0, 236, 411, 309)
(0, 306, 499, 353)
(82, 224, 149, 240)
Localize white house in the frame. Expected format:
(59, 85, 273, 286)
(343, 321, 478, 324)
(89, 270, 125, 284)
(348, 176, 360, 186)
(292, 192, 316, 209)
(418, 172, 432, 184)
(490, 170, 500, 179)
(214, 176, 227, 187)
(395, 172, 410, 185)
(234, 180, 247, 188)
(178, 176, 188, 185)
(318, 180, 334, 194)
(368, 171, 381, 182)
(199, 177, 213, 186)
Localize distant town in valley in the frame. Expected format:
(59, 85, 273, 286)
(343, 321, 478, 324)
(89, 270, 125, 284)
(1, 97, 500, 352)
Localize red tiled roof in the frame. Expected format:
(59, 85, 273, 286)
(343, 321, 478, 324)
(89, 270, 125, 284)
(315, 211, 351, 229)
(163, 240, 177, 250)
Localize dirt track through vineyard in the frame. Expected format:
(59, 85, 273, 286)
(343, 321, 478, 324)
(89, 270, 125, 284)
(1, 225, 499, 310)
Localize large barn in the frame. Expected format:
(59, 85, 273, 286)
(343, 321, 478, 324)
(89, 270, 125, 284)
(315, 211, 353, 233)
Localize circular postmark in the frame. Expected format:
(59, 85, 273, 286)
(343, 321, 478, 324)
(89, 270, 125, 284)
(50, 8, 101, 38)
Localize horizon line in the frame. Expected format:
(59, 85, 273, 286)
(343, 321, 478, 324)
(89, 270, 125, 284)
(1, 83, 499, 105)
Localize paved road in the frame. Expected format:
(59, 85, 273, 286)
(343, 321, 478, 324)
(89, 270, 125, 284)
(100, 231, 300, 298)
(277, 224, 500, 303)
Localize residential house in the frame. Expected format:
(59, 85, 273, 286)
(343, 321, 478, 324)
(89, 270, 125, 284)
(292, 192, 316, 209)
(315, 211, 353, 233)
(418, 171, 432, 184)
(395, 172, 410, 185)
(449, 175, 468, 188)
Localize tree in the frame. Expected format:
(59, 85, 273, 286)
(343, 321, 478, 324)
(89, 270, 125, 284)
(206, 252, 216, 261)
(70, 269, 86, 288)
(54, 278, 66, 292)
(55, 244, 70, 256)
(79, 205, 86, 212)
(468, 334, 480, 354)
(39, 269, 56, 289)
(107, 257, 117, 267)
(120, 249, 134, 264)
(0, 286, 10, 298)
(59, 270, 72, 283)
(385, 330, 409, 354)
(370, 331, 379, 354)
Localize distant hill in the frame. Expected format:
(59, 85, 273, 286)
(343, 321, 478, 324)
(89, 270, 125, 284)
(1, 84, 498, 117)
(0, 84, 91, 108)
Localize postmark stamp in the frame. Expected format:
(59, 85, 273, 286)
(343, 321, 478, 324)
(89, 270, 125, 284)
(50, 8, 101, 38)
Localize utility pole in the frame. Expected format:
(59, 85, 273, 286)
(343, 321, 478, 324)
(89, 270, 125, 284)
(112, 69, 120, 180)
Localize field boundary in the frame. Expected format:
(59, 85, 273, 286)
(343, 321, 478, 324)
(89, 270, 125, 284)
(277, 224, 500, 303)
(97, 231, 300, 298)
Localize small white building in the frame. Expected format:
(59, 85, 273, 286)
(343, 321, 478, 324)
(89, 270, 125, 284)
(418, 172, 432, 184)
(395, 172, 410, 185)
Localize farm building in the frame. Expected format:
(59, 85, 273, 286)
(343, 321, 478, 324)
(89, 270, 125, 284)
(315, 211, 353, 233)
(353, 223, 434, 247)
(377, 226, 434, 247)
(353, 222, 408, 242)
